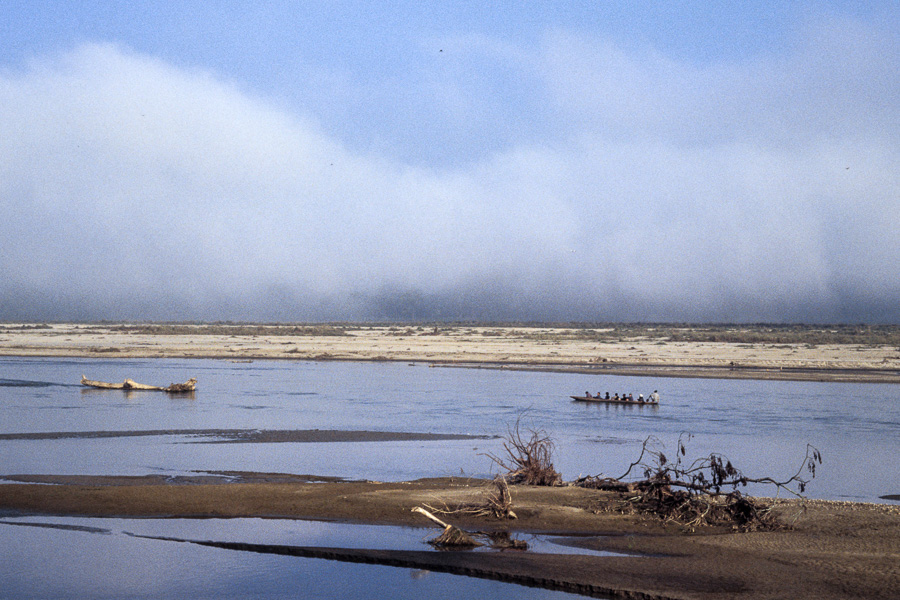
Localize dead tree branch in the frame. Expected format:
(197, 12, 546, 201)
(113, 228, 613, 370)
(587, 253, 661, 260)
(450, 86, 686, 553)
(422, 476, 518, 520)
(578, 434, 823, 531)
(483, 417, 562, 486)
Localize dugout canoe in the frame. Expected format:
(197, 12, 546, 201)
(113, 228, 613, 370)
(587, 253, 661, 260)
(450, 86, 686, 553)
(81, 375, 197, 393)
(570, 395, 657, 405)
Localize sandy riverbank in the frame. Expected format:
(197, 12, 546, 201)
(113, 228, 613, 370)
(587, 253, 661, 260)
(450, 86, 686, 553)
(1, 475, 898, 599)
(2, 322, 899, 382)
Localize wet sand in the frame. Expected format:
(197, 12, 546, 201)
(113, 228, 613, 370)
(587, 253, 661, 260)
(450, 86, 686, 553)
(1, 475, 898, 599)
(1, 322, 899, 383)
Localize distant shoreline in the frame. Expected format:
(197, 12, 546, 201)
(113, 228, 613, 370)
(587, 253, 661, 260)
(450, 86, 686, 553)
(2, 322, 899, 383)
(426, 360, 900, 383)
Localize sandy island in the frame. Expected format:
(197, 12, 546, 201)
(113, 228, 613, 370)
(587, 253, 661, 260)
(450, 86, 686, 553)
(2, 322, 899, 383)
(2, 322, 899, 598)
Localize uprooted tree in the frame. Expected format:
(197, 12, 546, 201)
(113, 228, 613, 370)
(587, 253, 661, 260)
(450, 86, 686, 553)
(576, 434, 824, 531)
(483, 418, 563, 487)
(409, 418, 559, 547)
(412, 502, 527, 550)
(419, 418, 823, 538)
(482, 419, 824, 531)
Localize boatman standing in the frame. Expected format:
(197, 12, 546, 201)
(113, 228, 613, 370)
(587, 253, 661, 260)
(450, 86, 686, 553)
(650, 390, 660, 403)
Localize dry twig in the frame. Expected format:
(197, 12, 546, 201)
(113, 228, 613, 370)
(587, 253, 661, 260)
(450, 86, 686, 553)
(422, 477, 517, 520)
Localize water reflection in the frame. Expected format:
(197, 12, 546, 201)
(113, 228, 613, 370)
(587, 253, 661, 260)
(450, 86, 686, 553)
(80, 387, 196, 401)
(0, 517, 607, 599)
(2, 516, 615, 554)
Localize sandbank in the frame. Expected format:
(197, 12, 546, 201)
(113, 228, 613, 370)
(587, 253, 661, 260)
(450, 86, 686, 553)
(1, 475, 898, 599)
(2, 322, 899, 383)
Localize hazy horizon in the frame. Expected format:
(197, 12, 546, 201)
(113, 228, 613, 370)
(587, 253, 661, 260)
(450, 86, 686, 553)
(2, 3, 898, 324)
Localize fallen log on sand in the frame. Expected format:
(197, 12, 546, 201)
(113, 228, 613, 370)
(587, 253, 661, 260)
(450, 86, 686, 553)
(412, 506, 482, 547)
(81, 375, 197, 393)
(412, 505, 528, 550)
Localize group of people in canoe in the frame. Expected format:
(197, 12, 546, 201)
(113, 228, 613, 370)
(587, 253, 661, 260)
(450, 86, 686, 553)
(585, 390, 660, 403)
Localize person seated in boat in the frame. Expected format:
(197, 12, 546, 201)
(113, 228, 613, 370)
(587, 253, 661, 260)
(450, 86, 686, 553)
(613, 393, 619, 400)
(595, 392, 603, 398)
(638, 394, 644, 402)
(650, 390, 660, 403)
(626, 394, 633, 401)
(586, 391, 591, 399)
(605, 392, 610, 399)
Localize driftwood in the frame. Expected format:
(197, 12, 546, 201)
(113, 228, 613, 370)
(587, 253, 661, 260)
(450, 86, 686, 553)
(81, 375, 197, 393)
(573, 476, 635, 493)
(163, 379, 198, 393)
(577, 434, 823, 532)
(412, 507, 482, 548)
(422, 476, 518, 520)
(411, 506, 527, 550)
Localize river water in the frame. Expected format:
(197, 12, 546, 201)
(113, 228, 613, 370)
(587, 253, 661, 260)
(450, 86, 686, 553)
(1, 356, 898, 598)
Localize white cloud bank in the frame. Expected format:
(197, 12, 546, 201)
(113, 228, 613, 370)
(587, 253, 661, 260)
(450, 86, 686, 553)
(1, 19, 898, 322)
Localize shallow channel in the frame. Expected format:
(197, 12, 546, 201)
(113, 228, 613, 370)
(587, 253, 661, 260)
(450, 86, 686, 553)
(0, 516, 622, 599)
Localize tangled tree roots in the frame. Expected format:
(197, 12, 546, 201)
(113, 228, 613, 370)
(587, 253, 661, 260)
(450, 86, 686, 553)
(485, 476, 517, 518)
(577, 434, 823, 532)
(430, 524, 482, 548)
(627, 483, 781, 531)
(412, 506, 526, 550)
(412, 507, 482, 547)
(484, 530, 528, 550)
(485, 419, 562, 486)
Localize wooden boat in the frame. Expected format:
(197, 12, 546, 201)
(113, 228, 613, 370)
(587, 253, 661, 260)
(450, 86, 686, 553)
(81, 375, 197, 393)
(570, 395, 657, 405)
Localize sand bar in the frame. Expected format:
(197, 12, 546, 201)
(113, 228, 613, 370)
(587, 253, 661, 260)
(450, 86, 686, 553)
(2, 322, 899, 382)
(1, 476, 898, 599)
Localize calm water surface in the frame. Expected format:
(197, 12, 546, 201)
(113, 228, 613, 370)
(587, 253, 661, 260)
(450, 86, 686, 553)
(1, 356, 898, 598)
(0, 516, 612, 599)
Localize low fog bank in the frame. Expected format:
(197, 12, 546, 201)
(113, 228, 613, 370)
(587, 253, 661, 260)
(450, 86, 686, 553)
(2, 279, 898, 324)
(2, 25, 897, 325)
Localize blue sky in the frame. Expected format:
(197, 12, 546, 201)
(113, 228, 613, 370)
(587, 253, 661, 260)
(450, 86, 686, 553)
(1, 2, 898, 322)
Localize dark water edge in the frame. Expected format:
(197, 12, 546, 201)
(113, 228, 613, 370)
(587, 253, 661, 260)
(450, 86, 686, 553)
(434, 361, 900, 384)
(0, 429, 487, 443)
(155, 538, 621, 599)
